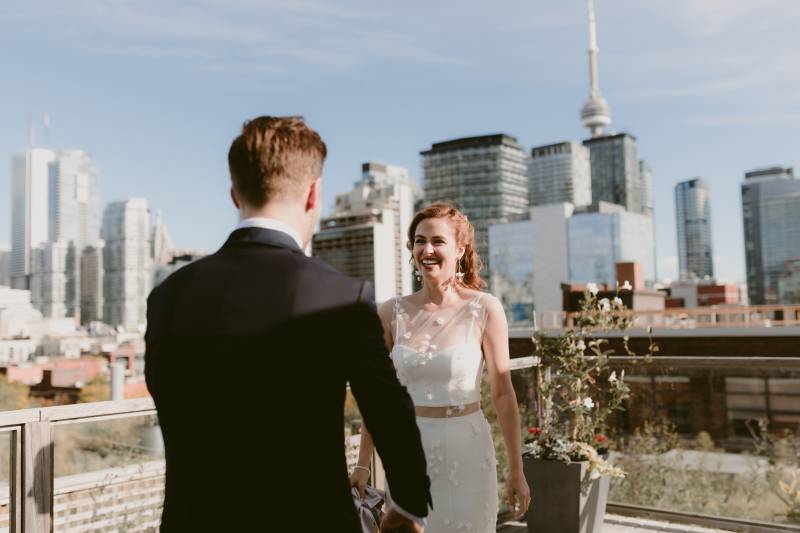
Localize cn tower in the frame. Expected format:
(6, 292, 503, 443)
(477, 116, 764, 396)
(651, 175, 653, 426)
(580, 0, 612, 137)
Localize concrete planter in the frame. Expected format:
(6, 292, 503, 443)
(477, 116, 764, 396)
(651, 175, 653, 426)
(523, 456, 610, 533)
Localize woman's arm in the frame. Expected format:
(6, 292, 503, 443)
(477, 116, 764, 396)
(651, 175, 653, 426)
(349, 298, 396, 496)
(482, 295, 531, 517)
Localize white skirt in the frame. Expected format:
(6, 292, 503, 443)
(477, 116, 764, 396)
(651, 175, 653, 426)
(417, 410, 498, 533)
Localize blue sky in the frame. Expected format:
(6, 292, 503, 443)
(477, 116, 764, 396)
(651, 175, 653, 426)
(2, 0, 798, 283)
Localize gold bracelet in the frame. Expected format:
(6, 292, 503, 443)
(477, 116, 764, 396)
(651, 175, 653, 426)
(352, 465, 370, 475)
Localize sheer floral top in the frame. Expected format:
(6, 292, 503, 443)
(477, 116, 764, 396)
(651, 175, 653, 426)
(389, 292, 489, 409)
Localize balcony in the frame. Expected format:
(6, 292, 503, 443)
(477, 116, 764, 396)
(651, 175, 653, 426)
(0, 372, 796, 532)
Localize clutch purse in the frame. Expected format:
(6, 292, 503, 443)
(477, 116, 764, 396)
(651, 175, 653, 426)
(352, 486, 386, 533)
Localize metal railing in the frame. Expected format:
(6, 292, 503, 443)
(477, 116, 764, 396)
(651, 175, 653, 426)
(0, 365, 797, 532)
(506, 356, 800, 532)
(528, 304, 800, 331)
(0, 398, 156, 532)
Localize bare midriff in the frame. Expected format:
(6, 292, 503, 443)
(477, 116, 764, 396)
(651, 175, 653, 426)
(415, 401, 480, 418)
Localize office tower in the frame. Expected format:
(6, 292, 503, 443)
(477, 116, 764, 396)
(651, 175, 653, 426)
(640, 160, 657, 280)
(489, 218, 536, 323)
(568, 202, 655, 285)
(102, 199, 152, 330)
(30, 241, 69, 318)
(421, 134, 528, 277)
(675, 178, 714, 280)
(489, 203, 573, 322)
(583, 133, 643, 214)
(741, 167, 800, 304)
(530, 204, 574, 312)
(80, 241, 104, 324)
(49, 149, 101, 317)
(49, 150, 100, 252)
(639, 160, 654, 217)
(0, 247, 9, 286)
(778, 260, 800, 304)
(528, 142, 591, 207)
(151, 211, 174, 267)
(312, 162, 420, 303)
(10, 148, 56, 289)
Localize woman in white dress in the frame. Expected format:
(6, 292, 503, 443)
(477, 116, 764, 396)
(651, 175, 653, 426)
(351, 203, 531, 532)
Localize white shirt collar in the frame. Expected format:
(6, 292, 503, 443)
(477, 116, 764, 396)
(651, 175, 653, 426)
(235, 217, 304, 251)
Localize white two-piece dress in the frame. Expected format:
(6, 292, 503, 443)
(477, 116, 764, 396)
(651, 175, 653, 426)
(390, 293, 498, 533)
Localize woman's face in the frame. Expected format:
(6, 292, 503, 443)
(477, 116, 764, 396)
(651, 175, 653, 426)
(412, 217, 465, 285)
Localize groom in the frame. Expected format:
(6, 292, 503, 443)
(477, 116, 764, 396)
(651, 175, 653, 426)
(145, 116, 431, 531)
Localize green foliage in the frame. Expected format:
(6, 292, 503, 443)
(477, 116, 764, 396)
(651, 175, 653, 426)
(78, 375, 109, 403)
(525, 286, 655, 477)
(610, 420, 788, 524)
(749, 419, 800, 522)
(55, 416, 161, 477)
(0, 376, 32, 411)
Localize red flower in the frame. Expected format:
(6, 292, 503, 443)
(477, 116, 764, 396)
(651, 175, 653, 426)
(594, 434, 608, 443)
(528, 427, 542, 436)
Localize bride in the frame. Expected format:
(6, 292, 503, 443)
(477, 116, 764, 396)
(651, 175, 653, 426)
(351, 203, 531, 532)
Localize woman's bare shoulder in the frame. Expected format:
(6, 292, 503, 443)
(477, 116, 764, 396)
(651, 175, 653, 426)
(377, 298, 396, 323)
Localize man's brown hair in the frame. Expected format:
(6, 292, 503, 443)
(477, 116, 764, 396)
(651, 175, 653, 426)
(228, 116, 327, 207)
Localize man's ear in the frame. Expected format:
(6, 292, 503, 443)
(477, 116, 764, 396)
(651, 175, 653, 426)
(230, 187, 240, 210)
(305, 178, 321, 212)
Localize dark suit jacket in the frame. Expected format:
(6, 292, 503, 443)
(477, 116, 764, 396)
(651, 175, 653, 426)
(145, 227, 431, 532)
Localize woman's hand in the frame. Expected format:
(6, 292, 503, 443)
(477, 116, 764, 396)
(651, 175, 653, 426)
(349, 466, 370, 498)
(507, 467, 531, 518)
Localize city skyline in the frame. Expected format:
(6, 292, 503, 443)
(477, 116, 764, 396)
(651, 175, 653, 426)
(2, 1, 800, 283)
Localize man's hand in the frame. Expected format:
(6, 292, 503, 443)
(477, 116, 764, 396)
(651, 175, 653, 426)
(379, 507, 423, 533)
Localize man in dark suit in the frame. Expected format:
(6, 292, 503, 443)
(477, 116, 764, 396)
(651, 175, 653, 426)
(145, 116, 431, 532)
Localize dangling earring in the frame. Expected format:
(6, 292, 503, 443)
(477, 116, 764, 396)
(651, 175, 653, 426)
(455, 259, 465, 283)
(410, 257, 421, 282)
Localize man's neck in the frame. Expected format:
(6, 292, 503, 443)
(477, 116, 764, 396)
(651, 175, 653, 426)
(239, 204, 309, 248)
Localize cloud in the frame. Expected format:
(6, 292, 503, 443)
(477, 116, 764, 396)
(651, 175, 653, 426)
(678, 112, 800, 127)
(7, 0, 799, 108)
(10, 0, 472, 80)
(643, 0, 798, 37)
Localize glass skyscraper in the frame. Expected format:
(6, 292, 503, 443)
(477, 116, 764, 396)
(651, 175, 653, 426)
(741, 167, 800, 304)
(583, 133, 643, 214)
(421, 134, 528, 277)
(49, 149, 101, 318)
(675, 178, 714, 280)
(568, 202, 655, 285)
(10, 148, 55, 290)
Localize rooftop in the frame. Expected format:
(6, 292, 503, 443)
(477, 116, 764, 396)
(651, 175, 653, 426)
(421, 133, 522, 155)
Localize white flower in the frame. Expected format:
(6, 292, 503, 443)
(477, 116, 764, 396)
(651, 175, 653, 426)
(613, 297, 623, 306)
(587, 283, 599, 296)
(599, 298, 611, 311)
(608, 371, 617, 383)
(576, 340, 586, 352)
(583, 397, 595, 409)
(620, 280, 633, 291)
